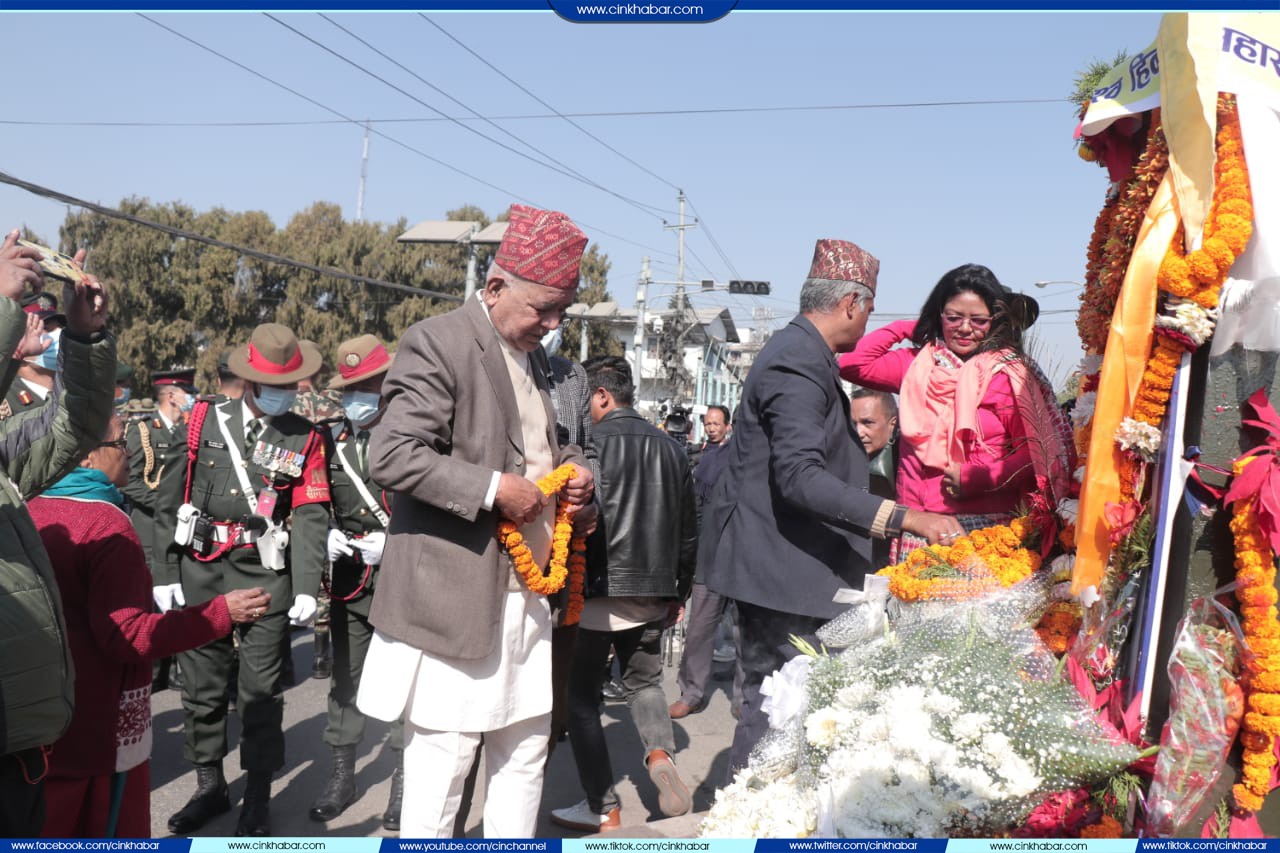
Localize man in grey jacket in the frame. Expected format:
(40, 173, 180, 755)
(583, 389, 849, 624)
(0, 230, 116, 836)
(550, 355, 697, 833)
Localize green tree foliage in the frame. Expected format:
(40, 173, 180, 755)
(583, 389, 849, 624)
(57, 199, 616, 392)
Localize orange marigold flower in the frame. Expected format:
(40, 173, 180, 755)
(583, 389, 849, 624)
(1234, 784, 1265, 812)
(1080, 815, 1124, 838)
(1247, 693, 1280, 717)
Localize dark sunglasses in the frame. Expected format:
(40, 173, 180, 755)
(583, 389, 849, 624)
(98, 438, 129, 450)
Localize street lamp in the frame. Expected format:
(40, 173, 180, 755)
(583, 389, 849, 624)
(397, 220, 510, 300)
(1033, 280, 1084, 289)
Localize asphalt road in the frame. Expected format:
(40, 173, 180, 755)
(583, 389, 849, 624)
(149, 627, 739, 839)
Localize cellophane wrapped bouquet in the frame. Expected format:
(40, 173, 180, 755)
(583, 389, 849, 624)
(701, 575, 1139, 838)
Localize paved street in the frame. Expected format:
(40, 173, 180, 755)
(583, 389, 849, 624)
(149, 627, 738, 838)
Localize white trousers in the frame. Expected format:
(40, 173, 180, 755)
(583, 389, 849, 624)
(402, 712, 552, 838)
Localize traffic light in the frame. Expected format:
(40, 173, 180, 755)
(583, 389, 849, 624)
(728, 280, 771, 295)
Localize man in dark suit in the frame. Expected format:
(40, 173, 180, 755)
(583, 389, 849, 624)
(701, 239, 962, 775)
(357, 204, 594, 838)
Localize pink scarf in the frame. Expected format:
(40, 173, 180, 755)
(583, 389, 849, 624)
(899, 342, 1075, 504)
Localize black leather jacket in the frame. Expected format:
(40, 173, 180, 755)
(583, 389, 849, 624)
(585, 407, 697, 601)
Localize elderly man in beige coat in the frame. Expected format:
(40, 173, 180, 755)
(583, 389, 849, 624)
(358, 204, 594, 838)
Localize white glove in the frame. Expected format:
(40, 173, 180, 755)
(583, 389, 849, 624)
(153, 583, 186, 613)
(288, 593, 318, 627)
(326, 528, 354, 563)
(351, 531, 386, 566)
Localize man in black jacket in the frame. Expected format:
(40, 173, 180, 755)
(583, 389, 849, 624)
(549, 356, 697, 834)
(701, 239, 962, 777)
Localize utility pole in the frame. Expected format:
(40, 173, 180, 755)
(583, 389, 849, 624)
(356, 121, 370, 222)
(463, 223, 482, 301)
(632, 257, 650, 406)
(663, 190, 697, 401)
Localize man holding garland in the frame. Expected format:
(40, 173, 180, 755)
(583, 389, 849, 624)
(357, 204, 594, 838)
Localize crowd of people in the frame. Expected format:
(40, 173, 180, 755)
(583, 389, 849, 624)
(0, 209, 1071, 840)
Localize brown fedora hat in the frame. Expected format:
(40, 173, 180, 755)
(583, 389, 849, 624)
(228, 323, 322, 385)
(327, 334, 394, 390)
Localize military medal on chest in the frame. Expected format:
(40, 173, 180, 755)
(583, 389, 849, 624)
(252, 438, 304, 478)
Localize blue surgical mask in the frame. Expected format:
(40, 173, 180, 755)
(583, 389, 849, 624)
(251, 385, 297, 417)
(541, 327, 563, 355)
(342, 390, 382, 427)
(30, 328, 61, 371)
(178, 394, 195, 414)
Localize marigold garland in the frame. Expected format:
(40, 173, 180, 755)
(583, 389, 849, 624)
(1076, 113, 1169, 354)
(1128, 97, 1254, 458)
(1230, 457, 1280, 813)
(877, 517, 1041, 602)
(496, 463, 588, 625)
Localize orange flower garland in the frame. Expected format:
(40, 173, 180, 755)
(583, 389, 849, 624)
(878, 517, 1041, 602)
(496, 463, 588, 625)
(1076, 113, 1169, 354)
(1230, 457, 1280, 813)
(1129, 97, 1253, 440)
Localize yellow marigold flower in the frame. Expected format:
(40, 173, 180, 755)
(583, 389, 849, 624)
(1246, 693, 1280, 717)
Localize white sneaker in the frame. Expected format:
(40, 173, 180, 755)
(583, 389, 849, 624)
(549, 799, 621, 833)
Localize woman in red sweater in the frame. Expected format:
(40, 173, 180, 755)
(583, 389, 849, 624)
(840, 264, 1074, 558)
(29, 415, 269, 838)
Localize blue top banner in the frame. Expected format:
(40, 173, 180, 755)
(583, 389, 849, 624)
(2, 1, 1279, 12)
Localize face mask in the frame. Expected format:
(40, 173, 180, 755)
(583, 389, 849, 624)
(540, 326, 563, 355)
(342, 390, 382, 427)
(252, 385, 297, 417)
(28, 328, 61, 371)
(115, 387, 132, 405)
(178, 393, 195, 414)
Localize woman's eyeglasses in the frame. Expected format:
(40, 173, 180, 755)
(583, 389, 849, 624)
(941, 313, 992, 330)
(98, 438, 129, 450)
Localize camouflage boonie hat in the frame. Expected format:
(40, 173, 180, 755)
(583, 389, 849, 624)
(291, 388, 345, 425)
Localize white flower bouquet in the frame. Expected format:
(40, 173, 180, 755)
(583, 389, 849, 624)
(701, 583, 1140, 838)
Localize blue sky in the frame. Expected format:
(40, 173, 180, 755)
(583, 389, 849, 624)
(0, 11, 1163, 383)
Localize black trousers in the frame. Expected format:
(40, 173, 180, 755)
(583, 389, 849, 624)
(727, 600, 824, 782)
(0, 749, 47, 837)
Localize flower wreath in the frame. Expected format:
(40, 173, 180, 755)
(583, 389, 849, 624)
(496, 463, 587, 625)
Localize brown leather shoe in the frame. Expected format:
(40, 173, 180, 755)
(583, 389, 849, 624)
(646, 749, 692, 817)
(668, 699, 704, 720)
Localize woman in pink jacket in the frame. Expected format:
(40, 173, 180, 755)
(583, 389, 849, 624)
(840, 263, 1073, 558)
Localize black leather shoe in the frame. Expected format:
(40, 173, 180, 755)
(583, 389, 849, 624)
(235, 771, 272, 837)
(601, 679, 626, 702)
(168, 763, 230, 835)
(381, 752, 403, 832)
(311, 632, 332, 680)
(309, 745, 357, 822)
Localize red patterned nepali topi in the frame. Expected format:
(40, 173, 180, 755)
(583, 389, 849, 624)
(494, 203, 588, 291)
(806, 238, 880, 293)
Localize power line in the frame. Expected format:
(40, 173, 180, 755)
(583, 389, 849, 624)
(422, 14, 683, 193)
(0, 97, 1069, 129)
(0, 169, 462, 301)
(284, 14, 674, 221)
(136, 14, 678, 262)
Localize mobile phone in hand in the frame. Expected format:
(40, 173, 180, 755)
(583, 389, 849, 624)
(16, 239, 85, 285)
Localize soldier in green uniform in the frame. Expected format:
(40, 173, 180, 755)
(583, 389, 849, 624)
(307, 334, 404, 829)
(156, 324, 331, 837)
(126, 368, 197, 691)
(290, 355, 346, 682)
(0, 296, 63, 421)
(114, 361, 134, 410)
